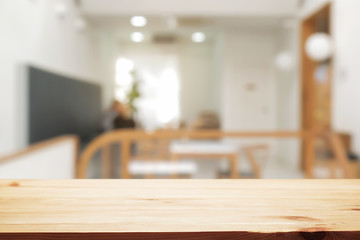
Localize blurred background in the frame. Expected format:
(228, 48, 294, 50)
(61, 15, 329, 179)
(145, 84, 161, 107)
(0, 0, 359, 179)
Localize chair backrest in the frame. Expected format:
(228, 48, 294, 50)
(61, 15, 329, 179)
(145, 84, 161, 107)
(77, 129, 354, 179)
(77, 129, 225, 178)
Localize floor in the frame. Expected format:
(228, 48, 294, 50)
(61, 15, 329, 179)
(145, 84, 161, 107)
(87, 151, 305, 179)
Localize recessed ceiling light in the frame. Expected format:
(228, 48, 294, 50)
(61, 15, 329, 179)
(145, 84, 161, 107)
(191, 32, 206, 43)
(131, 32, 145, 42)
(131, 16, 147, 27)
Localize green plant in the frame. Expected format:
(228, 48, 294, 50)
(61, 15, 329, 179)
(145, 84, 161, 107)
(126, 71, 141, 114)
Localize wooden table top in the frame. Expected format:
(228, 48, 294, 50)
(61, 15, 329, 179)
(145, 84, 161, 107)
(0, 179, 360, 239)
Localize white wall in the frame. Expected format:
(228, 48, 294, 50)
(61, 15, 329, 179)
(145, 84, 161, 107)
(275, 25, 301, 169)
(0, 0, 102, 155)
(0, 138, 76, 179)
(96, 31, 121, 109)
(218, 30, 283, 170)
(332, 0, 360, 154)
(217, 28, 305, 171)
(82, 0, 298, 17)
(220, 30, 278, 131)
(179, 42, 218, 125)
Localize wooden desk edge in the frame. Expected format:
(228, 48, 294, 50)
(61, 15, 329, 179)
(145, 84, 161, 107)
(1, 231, 360, 240)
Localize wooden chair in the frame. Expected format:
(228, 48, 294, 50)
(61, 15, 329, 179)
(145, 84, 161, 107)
(314, 132, 359, 179)
(77, 130, 202, 179)
(77, 129, 243, 179)
(242, 144, 270, 179)
(77, 129, 355, 179)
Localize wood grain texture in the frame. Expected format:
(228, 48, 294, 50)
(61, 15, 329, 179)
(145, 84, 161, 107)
(0, 179, 360, 239)
(0, 232, 360, 240)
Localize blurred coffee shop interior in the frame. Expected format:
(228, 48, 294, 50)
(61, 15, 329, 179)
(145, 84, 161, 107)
(0, 0, 359, 179)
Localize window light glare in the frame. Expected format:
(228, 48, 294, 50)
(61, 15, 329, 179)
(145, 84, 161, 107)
(131, 32, 145, 43)
(131, 16, 147, 27)
(116, 58, 134, 72)
(191, 32, 206, 43)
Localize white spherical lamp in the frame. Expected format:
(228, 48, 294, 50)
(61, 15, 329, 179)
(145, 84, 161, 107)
(305, 33, 333, 62)
(275, 52, 293, 72)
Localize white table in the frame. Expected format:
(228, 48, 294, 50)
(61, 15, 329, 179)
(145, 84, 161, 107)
(170, 140, 239, 178)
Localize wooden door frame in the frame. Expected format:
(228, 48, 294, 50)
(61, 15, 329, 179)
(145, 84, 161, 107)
(300, 3, 332, 170)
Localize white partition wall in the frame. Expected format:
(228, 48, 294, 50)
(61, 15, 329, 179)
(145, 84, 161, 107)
(0, 136, 77, 179)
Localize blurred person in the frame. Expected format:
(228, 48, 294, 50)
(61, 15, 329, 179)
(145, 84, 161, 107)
(102, 100, 135, 132)
(113, 103, 136, 129)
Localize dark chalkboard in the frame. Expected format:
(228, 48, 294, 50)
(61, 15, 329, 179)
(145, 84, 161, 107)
(28, 66, 102, 144)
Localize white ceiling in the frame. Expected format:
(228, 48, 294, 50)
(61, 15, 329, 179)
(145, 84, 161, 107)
(81, 0, 300, 17)
(88, 15, 295, 45)
(88, 16, 285, 30)
(83, 0, 300, 45)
